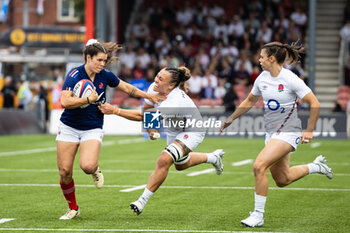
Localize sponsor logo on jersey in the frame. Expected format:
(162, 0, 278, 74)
(99, 82, 103, 89)
(183, 134, 189, 139)
(278, 84, 284, 92)
(263, 85, 268, 90)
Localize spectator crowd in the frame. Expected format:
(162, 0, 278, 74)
(1, 0, 311, 113)
(116, 0, 308, 110)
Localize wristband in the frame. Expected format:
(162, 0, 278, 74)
(87, 97, 90, 104)
(114, 107, 121, 115)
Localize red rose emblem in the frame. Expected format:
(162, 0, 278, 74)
(278, 84, 284, 92)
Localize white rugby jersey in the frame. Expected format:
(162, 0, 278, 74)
(145, 82, 203, 137)
(251, 68, 311, 133)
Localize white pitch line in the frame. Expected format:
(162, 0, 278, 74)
(103, 141, 116, 146)
(310, 142, 321, 148)
(232, 159, 253, 167)
(0, 147, 57, 157)
(290, 161, 350, 166)
(1, 183, 349, 192)
(0, 168, 154, 173)
(0, 228, 291, 233)
(1, 168, 350, 176)
(0, 138, 145, 157)
(120, 184, 146, 192)
(0, 168, 251, 175)
(116, 138, 145, 144)
(187, 168, 215, 176)
(0, 219, 15, 224)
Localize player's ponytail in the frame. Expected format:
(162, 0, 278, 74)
(166, 66, 191, 93)
(262, 39, 304, 65)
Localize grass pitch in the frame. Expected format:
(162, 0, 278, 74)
(0, 135, 349, 233)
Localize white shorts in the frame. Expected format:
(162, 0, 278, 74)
(167, 132, 205, 151)
(265, 131, 301, 151)
(56, 121, 104, 143)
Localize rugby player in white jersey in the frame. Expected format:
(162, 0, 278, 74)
(220, 40, 333, 227)
(99, 66, 225, 215)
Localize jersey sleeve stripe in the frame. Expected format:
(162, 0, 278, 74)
(71, 70, 79, 78)
(68, 69, 77, 77)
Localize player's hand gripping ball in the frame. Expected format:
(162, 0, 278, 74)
(73, 79, 94, 108)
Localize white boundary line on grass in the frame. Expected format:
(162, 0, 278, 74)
(310, 142, 321, 148)
(0, 219, 15, 224)
(1, 168, 349, 176)
(232, 160, 253, 166)
(0, 147, 57, 157)
(0, 138, 145, 157)
(1, 183, 350, 192)
(187, 168, 215, 176)
(120, 184, 146, 192)
(0, 228, 292, 233)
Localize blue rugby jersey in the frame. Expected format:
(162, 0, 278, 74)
(60, 65, 120, 130)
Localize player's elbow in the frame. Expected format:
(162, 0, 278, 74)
(311, 99, 320, 109)
(60, 100, 67, 109)
(60, 99, 73, 109)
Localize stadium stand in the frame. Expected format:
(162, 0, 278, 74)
(114, 0, 319, 112)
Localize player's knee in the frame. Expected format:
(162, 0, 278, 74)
(156, 155, 172, 170)
(80, 163, 97, 174)
(274, 177, 290, 187)
(59, 167, 72, 179)
(275, 179, 288, 187)
(174, 164, 186, 171)
(253, 161, 266, 175)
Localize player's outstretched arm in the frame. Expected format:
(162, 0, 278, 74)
(220, 93, 259, 133)
(98, 102, 143, 121)
(116, 80, 165, 105)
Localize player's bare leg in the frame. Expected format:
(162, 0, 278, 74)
(57, 141, 80, 220)
(242, 139, 292, 227)
(130, 152, 173, 215)
(80, 140, 104, 188)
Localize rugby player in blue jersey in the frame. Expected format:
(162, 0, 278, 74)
(56, 39, 164, 220)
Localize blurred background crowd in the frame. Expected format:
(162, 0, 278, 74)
(1, 0, 350, 120)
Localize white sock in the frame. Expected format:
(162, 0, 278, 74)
(206, 153, 217, 164)
(138, 188, 154, 205)
(307, 163, 320, 174)
(254, 192, 266, 214)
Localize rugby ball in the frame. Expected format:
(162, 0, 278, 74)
(73, 79, 94, 108)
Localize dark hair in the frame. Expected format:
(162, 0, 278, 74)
(262, 39, 304, 65)
(83, 39, 122, 66)
(165, 66, 191, 92)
